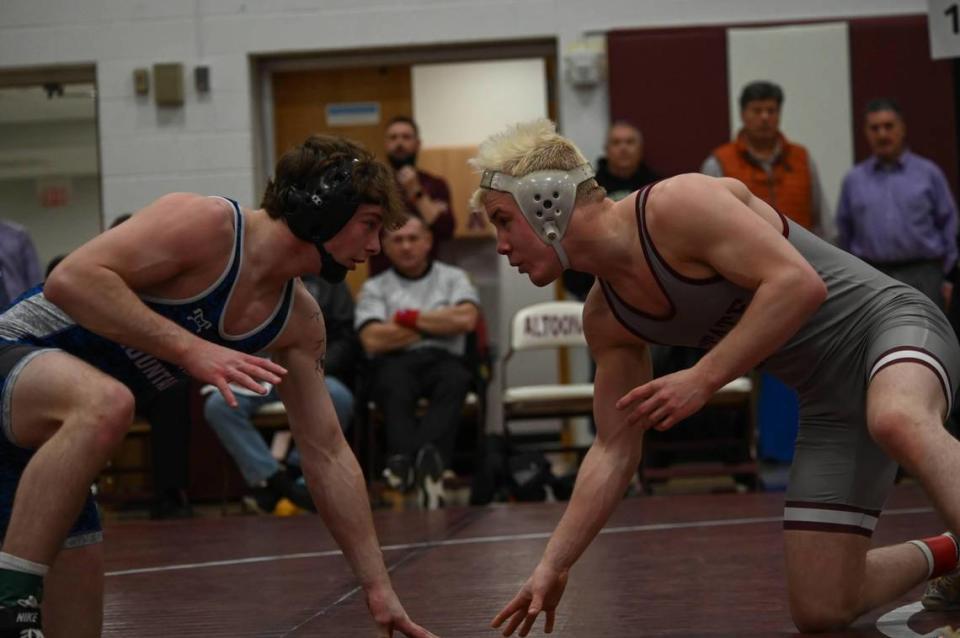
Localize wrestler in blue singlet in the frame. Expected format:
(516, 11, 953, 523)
(0, 197, 295, 547)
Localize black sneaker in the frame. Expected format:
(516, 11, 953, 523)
(415, 445, 445, 510)
(243, 470, 315, 514)
(383, 454, 414, 492)
(0, 595, 43, 637)
(270, 471, 315, 512)
(243, 484, 281, 515)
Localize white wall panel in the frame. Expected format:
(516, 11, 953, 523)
(727, 22, 854, 236)
(413, 58, 547, 147)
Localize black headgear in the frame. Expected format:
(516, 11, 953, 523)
(280, 156, 362, 282)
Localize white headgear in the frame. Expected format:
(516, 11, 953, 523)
(479, 163, 595, 270)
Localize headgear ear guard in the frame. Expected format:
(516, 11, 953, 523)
(280, 156, 362, 283)
(479, 163, 594, 269)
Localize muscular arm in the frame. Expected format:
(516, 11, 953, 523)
(539, 291, 650, 573)
(43, 193, 284, 404)
(655, 176, 827, 393)
(43, 193, 228, 365)
(492, 292, 651, 635)
(273, 295, 392, 591)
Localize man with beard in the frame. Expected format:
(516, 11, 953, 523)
(370, 116, 455, 275)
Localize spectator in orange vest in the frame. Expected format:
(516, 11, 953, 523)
(702, 80, 828, 238)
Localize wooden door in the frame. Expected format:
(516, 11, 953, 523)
(272, 65, 412, 161)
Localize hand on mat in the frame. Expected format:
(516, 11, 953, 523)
(182, 342, 287, 408)
(366, 586, 439, 638)
(492, 562, 568, 636)
(616, 367, 711, 431)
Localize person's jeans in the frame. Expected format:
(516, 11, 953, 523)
(204, 376, 354, 486)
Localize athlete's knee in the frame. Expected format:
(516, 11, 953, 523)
(868, 405, 929, 461)
(83, 382, 135, 449)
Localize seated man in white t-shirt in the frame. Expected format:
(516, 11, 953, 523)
(355, 216, 479, 508)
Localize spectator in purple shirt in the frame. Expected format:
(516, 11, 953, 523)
(836, 98, 959, 307)
(0, 220, 41, 307)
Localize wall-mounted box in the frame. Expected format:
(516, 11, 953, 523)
(153, 63, 184, 106)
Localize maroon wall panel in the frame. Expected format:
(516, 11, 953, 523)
(608, 27, 729, 177)
(849, 15, 958, 195)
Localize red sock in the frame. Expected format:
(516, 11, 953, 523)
(909, 533, 960, 579)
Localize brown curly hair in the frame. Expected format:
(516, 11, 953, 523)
(261, 135, 406, 230)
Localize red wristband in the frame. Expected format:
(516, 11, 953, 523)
(394, 309, 420, 330)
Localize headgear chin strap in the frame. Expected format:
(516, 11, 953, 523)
(281, 157, 362, 283)
(479, 163, 594, 270)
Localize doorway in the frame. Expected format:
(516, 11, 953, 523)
(0, 64, 102, 282)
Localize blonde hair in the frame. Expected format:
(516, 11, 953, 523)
(468, 118, 604, 210)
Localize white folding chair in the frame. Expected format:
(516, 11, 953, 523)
(501, 301, 594, 453)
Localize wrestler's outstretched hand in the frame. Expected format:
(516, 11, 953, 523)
(366, 585, 439, 638)
(182, 341, 287, 407)
(616, 366, 712, 431)
(492, 562, 568, 636)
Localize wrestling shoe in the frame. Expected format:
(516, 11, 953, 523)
(0, 595, 43, 637)
(923, 569, 960, 611)
(415, 444, 445, 510)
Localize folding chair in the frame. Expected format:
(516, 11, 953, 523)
(501, 301, 593, 454)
